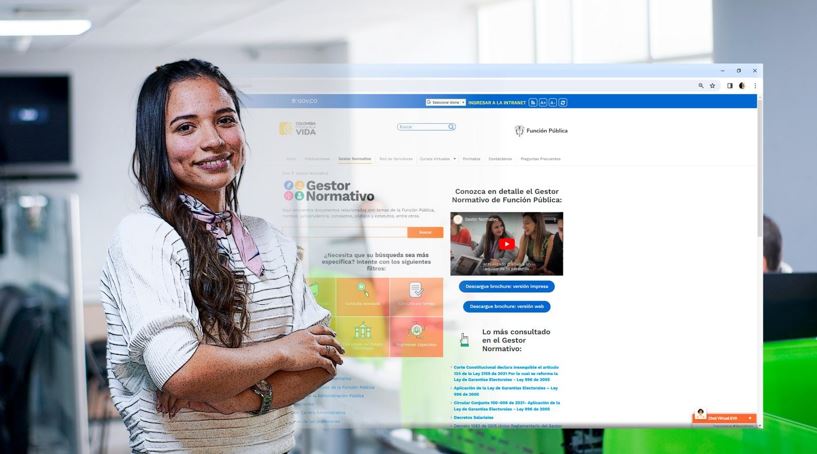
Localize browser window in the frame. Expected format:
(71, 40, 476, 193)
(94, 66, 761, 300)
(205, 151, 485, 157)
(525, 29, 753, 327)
(236, 64, 763, 428)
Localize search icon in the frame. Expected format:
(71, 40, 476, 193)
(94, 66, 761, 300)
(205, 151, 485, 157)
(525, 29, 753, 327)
(357, 282, 370, 297)
(698, 82, 704, 88)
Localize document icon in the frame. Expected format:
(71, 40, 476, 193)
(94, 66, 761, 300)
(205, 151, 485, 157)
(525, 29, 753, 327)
(409, 282, 424, 298)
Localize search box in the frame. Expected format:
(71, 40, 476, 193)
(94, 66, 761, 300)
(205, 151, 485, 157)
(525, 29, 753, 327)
(397, 123, 456, 131)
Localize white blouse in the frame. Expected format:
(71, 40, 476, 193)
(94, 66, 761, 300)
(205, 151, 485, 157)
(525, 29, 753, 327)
(100, 208, 328, 453)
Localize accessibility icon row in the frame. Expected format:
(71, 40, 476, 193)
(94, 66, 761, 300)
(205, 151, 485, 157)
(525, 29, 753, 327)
(528, 97, 568, 108)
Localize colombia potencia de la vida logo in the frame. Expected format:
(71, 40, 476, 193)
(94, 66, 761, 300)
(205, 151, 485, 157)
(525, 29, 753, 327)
(283, 180, 305, 201)
(515, 125, 525, 137)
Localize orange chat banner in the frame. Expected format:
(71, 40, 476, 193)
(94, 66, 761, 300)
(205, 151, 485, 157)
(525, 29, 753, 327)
(691, 413, 757, 424)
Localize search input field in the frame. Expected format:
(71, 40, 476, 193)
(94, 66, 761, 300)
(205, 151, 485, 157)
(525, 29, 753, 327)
(288, 225, 445, 239)
(397, 123, 457, 131)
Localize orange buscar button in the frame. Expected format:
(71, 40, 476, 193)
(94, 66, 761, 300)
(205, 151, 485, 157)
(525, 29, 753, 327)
(407, 227, 444, 238)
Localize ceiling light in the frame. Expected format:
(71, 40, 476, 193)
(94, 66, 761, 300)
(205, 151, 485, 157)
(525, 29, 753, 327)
(0, 19, 91, 36)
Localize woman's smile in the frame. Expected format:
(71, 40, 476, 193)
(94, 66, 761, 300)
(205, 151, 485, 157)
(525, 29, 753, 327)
(194, 152, 233, 171)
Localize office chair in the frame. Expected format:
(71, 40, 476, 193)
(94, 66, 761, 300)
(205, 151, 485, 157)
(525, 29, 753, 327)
(0, 305, 46, 454)
(86, 339, 111, 454)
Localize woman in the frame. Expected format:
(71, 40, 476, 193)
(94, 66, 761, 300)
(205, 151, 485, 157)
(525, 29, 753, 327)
(450, 212, 472, 245)
(100, 59, 343, 453)
(544, 215, 563, 275)
(472, 215, 515, 269)
(509, 212, 552, 274)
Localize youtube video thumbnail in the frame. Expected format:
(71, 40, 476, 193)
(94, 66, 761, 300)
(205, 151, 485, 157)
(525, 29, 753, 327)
(450, 212, 563, 276)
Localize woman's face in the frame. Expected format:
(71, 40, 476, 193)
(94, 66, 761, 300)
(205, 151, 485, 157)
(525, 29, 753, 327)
(522, 215, 536, 236)
(165, 77, 245, 204)
(557, 219, 563, 231)
(491, 220, 505, 238)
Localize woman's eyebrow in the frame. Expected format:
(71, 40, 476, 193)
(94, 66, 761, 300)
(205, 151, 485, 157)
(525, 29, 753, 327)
(169, 107, 235, 126)
(169, 114, 196, 125)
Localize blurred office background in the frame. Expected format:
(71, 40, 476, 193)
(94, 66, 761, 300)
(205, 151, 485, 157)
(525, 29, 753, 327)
(2, 0, 817, 452)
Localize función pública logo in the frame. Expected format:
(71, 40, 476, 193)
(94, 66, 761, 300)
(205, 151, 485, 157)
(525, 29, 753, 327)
(514, 124, 568, 136)
(283, 180, 375, 202)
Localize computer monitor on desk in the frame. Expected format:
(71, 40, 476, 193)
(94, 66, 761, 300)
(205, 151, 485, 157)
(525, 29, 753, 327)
(764, 273, 817, 342)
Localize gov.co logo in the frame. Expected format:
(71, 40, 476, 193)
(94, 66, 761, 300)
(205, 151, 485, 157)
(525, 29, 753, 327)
(515, 125, 525, 137)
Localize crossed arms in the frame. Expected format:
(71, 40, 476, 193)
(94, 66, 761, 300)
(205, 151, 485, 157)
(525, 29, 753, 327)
(156, 324, 345, 417)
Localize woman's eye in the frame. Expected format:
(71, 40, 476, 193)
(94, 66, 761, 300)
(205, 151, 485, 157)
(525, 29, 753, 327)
(219, 116, 237, 125)
(176, 123, 194, 133)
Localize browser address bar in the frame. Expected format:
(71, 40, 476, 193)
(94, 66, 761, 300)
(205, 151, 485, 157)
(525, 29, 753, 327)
(240, 78, 725, 93)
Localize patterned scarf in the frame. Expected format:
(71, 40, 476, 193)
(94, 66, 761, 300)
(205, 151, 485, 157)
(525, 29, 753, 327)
(179, 194, 264, 277)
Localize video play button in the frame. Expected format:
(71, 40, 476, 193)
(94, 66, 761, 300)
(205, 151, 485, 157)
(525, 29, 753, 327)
(499, 238, 515, 250)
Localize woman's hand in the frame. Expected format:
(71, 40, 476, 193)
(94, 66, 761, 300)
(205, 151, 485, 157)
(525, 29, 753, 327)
(487, 258, 501, 267)
(156, 390, 191, 418)
(274, 324, 345, 374)
(157, 389, 262, 416)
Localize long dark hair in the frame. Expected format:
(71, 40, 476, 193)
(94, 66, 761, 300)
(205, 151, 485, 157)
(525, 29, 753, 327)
(522, 212, 548, 260)
(131, 59, 249, 348)
(481, 215, 511, 259)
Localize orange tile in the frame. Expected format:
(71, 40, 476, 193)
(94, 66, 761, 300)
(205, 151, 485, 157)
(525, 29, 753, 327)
(336, 316, 389, 357)
(336, 277, 389, 316)
(388, 278, 443, 317)
(389, 317, 443, 357)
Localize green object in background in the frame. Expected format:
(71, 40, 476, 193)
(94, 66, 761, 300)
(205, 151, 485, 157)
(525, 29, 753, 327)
(605, 338, 817, 453)
(306, 276, 336, 331)
(415, 428, 562, 454)
(604, 414, 817, 454)
(307, 276, 336, 313)
(764, 338, 817, 427)
(417, 339, 817, 453)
